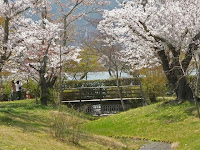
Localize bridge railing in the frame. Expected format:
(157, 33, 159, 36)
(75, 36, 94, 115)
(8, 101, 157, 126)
(62, 85, 142, 102)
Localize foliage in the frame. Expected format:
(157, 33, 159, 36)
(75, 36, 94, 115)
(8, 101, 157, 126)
(64, 78, 139, 88)
(2, 81, 11, 99)
(98, 0, 200, 69)
(187, 75, 200, 91)
(0, 79, 38, 101)
(22, 79, 38, 99)
(50, 111, 70, 139)
(0, 0, 110, 105)
(64, 47, 105, 80)
(139, 67, 168, 102)
(98, 0, 200, 101)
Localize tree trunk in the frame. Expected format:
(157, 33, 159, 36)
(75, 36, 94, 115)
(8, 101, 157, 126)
(0, 64, 3, 72)
(80, 72, 88, 80)
(40, 83, 49, 106)
(157, 49, 194, 102)
(174, 76, 193, 102)
(164, 69, 194, 102)
(0, 2, 10, 73)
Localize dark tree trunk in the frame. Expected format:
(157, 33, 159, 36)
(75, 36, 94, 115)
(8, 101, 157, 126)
(0, 2, 10, 73)
(40, 83, 49, 106)
(174, 76, 193, 102)
(157, 48, 194, 102)
(39, 73, 57, 106)
(0, 64, 3, 72)
(108, 68, 113, 77)
(80, 72, 88, 80)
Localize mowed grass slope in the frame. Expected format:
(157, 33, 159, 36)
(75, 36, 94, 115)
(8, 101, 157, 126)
(0, 100, 141, 150)
(83, 101, 200, 150)
(0, 100, 85, 150)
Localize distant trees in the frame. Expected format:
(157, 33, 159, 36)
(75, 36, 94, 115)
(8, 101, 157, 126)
(64, 46, 104, 80)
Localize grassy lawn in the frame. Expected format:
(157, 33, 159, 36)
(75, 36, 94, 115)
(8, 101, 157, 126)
(2, 98, 199, 149)
(83, 101, 200, 150)
(0, 100, 84, 150)
(0, 100, 141, 150)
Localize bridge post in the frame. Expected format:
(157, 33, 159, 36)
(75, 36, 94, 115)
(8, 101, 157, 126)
(79, 88, 82, 106)
(100, 88, 103, 114)
(119, 87, 125, 111)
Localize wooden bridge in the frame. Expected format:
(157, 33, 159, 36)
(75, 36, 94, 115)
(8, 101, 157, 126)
(62, 85, 144, 115)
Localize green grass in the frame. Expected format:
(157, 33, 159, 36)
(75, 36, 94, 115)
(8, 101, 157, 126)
(4, 98, 200, 149)
(83, 101, 200, 150)
(0, 100, 84, 150)
(0, 99, 141, 150)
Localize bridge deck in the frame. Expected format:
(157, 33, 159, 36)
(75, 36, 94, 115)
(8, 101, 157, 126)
(62, 97, 143, 103)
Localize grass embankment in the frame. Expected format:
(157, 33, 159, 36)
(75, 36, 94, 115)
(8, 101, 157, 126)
(0, 100, 85, 150)
(83, 101, 200, 150)
(0, 100, 140, 150)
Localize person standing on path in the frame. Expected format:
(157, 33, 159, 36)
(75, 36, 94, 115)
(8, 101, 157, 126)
(11, 80, 16, 100)
(16, 80, 22, 100)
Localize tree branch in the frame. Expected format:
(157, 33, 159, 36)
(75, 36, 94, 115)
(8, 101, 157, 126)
(139, 20, 178, 57)
(181, 31, 200, 72)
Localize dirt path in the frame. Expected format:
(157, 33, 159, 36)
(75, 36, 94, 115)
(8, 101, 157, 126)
(139, 141, 171, 150)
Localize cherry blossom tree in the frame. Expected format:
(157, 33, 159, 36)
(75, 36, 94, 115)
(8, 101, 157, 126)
(98, 0, 200, 102)
(2, 0, 109, 105)
(0, 0, 47, 72)
(4, 15, 82, 105)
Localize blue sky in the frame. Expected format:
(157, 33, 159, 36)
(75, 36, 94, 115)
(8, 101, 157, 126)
(31, 0, 122, 38)
(51, 0, 122, 35)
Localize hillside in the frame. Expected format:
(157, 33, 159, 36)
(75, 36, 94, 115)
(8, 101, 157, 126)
(83, 101, 200, 150)
(1, 99, 200, 150)
(0, 100, 141, 150)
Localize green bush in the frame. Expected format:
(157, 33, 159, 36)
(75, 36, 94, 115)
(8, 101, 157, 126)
(0, 79, 38, 101)
(140, 67, 168, 102)
(22, 79, 38, 99)
(2, 81, 11, 99)
(0, 81, 10, 101)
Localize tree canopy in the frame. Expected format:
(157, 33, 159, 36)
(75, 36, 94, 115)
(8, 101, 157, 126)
(98, 0, 200, 101)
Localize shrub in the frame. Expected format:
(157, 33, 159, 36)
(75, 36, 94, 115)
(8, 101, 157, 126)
(50, 111, 69, 139)
(2, 81, 11, 100)
(22, 79, 38, 99)
(49, 108, 82, 143)
(140, 67, 168, 102)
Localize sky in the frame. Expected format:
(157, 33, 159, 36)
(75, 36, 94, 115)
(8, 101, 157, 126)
(31, 0, 122, 40)
(51, 0, 122, 37)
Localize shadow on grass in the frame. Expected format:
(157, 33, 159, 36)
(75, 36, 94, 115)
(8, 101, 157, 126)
(0, 110, 50, 132)
(155, 114, 186, 123)
(0, 101, 52, 132)
(184, 106, 197, 117)
(0, 100, 52, 110)
(152, 101, 194, 123)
